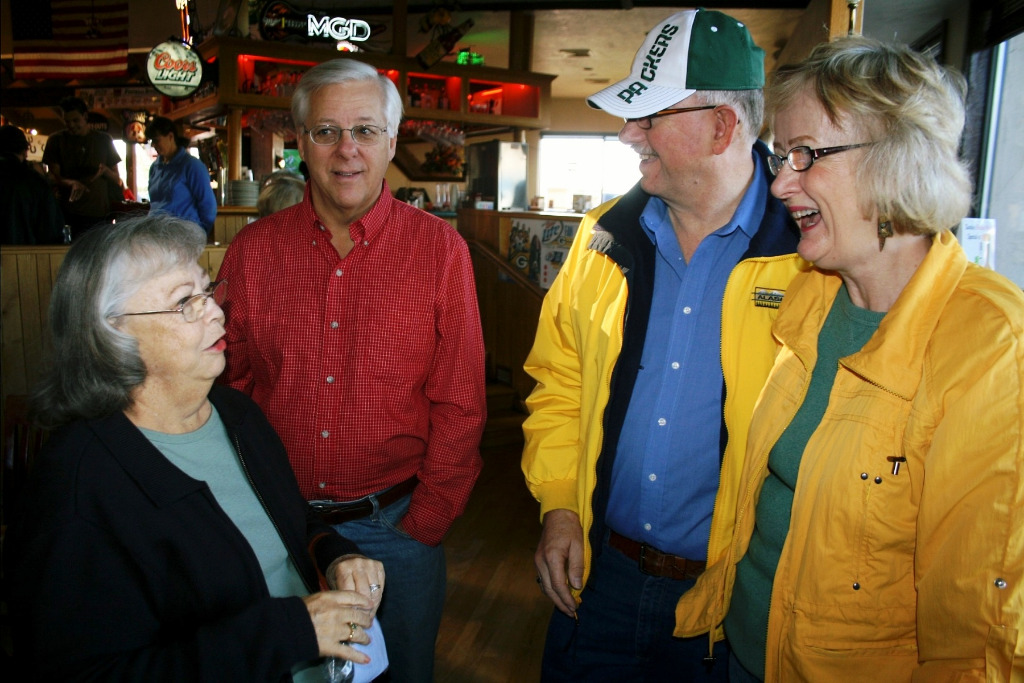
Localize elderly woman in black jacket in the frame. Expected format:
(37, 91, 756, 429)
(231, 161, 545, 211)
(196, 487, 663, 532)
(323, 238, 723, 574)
(6, 214, 385, 681)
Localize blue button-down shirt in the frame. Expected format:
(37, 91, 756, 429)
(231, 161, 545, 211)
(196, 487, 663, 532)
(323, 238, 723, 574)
(606, 157, 767, 559)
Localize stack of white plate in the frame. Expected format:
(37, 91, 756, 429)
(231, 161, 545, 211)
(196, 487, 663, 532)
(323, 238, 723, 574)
(227, 179, 259, 207)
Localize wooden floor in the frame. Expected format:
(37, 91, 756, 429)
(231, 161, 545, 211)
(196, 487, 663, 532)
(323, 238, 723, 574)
(434, 441, 552, 682)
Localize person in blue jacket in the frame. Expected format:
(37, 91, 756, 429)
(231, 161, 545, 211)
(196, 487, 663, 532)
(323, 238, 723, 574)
(145, 116, 217, 234)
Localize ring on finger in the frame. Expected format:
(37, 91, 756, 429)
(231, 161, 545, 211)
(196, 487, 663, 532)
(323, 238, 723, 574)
(347, 622, 358, 641)
(369, 583, 381, 594)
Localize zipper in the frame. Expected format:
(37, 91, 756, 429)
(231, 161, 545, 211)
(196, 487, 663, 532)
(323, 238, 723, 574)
(233, 433, 317, 594)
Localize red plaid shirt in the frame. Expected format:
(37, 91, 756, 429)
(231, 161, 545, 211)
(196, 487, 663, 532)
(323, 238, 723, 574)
(217, 182, 486, 546)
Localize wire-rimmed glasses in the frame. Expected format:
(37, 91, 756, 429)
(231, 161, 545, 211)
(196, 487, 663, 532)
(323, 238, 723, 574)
(766, 143, 873, 176)
(305, 124, 388, 146)
(624, 105, 719, 130)
(113, 280, 227, 324)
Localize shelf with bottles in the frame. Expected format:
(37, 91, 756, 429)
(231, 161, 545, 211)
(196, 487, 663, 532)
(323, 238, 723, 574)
(406, 73, 460, 113)
(172, 37, 554, 130)
(467, 79, 539, 118)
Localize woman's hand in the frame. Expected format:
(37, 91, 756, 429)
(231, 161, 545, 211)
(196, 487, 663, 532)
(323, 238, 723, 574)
(303, 590, 375, 661)
(327, 555, 385, 616)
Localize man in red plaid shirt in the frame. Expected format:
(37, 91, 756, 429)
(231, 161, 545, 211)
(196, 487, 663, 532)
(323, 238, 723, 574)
(217, 59, 486, 683)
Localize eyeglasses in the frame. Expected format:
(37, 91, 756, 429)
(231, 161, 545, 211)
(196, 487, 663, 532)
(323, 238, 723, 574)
(624, 105, 719, 130)
(113, 280, 227, 324)
(305, 124, 388, 146)
(766, 143, 873, 176)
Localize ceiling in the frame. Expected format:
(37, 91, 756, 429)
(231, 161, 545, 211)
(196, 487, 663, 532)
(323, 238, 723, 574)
(0, 0, 960, 130)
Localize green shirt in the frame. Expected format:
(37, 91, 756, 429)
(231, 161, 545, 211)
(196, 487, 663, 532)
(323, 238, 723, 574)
(140, 407, 320, 683)
(723, 284, 885, 679)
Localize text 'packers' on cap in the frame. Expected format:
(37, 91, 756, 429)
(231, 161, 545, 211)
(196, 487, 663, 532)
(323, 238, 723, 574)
(587, 8, 766, 118)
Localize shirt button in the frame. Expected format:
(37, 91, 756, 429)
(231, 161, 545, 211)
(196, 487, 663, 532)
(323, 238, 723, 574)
(312, 240, 317, 246)
(852, 582, 860, 590)
(683, 306, 692, 314)
(643, 523, 652, 531)
(657, 417, 667, 426)
(648, 473, 657, 481)
(321, 430, 329, 438)
(995, 578, 1008, 589)
(318, 482, 326, 489)
(326, 376, 334, 384)
(671, 362, 680, 370)
(330, 321, 339, 329)
(860, 472, 869, 480)
(335, 268, 343, 276)
(874, 476, 883, 484)
(363, 240, 369, 246)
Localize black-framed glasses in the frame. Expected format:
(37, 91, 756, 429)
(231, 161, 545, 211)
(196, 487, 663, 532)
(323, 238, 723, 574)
(766, 143, 873, 176)
(113, 280, 227, 324)
(305, 124, 388, 146)
(624, 105, 718, 130)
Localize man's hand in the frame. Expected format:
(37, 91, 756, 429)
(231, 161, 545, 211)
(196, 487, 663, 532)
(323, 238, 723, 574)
(65, 179, 88, 202)
(327, 554, 385, 617)
(534, 508, 584, 616)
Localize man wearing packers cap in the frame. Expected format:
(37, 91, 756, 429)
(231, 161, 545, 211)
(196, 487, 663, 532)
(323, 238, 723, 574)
(522, 8, 800, 679)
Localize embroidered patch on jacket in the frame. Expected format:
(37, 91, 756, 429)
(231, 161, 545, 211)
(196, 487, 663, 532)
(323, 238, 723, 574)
(751, 287, 785, 309)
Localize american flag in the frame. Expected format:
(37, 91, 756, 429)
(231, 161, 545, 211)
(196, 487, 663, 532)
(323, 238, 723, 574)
(11, 0, 129, 80)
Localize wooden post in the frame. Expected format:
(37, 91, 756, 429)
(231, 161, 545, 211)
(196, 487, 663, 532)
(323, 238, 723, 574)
(775, 0, 867, 68)
(510, 11, 534, 72)
(228, 107, 242, 181)
(392, 0, 408, 57)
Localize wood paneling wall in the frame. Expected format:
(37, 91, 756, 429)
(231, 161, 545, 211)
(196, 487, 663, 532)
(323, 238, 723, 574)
(0, 245, 226, 405)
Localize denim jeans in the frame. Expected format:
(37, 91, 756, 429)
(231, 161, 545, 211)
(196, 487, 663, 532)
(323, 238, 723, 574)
(331, 494, 446, 683)
(541, 532, 729, 682)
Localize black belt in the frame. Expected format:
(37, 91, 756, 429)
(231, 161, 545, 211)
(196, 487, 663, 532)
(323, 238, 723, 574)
(608, 531, 707, 580)
(311, 476, 418, 525)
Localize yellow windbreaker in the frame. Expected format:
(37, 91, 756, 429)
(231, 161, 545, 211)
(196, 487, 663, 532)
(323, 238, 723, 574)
(522, 191, 805, 616)
(676, 231, 1024, 681)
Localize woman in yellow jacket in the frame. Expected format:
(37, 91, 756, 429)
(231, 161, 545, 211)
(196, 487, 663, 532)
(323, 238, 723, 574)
(675, 37, 1023, 682)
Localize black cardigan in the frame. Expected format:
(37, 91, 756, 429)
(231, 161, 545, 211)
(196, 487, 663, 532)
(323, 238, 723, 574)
(6, 384, 360, 682)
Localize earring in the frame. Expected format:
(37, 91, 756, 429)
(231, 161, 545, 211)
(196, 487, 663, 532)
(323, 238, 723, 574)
(877, 219, 893, 251)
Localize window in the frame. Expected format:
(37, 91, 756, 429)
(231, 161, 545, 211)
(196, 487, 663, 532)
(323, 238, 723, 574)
(538, 134, 640, 212)
(976, 32, 1023, 287)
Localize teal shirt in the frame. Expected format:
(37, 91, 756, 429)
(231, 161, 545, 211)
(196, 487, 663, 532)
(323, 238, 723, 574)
(140, 407, 320, 683)
(724, 284, 885, 679)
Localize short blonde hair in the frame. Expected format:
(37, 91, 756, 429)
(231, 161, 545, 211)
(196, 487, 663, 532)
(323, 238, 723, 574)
(766, 36, 972, 235)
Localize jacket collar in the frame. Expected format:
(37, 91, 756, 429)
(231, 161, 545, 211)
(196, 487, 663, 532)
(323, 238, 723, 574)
(775, 231, 967, 400)
(88, 385, 247, 508)
(587, 140, 797, 268)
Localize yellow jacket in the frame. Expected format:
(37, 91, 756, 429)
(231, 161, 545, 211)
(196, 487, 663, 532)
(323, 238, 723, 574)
(675, 231, 1024, 681)
(523, 181, 803, 610)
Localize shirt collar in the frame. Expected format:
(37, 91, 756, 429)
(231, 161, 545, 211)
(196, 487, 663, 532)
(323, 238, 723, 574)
(299, 179, 397, 244)
(639, 149, 769, 244)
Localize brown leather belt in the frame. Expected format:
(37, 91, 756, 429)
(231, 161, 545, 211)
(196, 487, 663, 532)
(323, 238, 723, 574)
(609, 531, 707, 580)
(311, 476, 418, 525)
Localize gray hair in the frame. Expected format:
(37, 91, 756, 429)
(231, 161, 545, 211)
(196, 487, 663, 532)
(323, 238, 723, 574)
(766, 36, 972, 235)
(291, 59, 404, 137)
(694, 89, 764, 143)
(32, 215, 208, 428)
(258, 173, 306, 217)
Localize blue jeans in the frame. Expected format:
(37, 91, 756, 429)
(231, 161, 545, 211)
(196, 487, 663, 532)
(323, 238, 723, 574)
(541, 533, 729, 682)
(331, 494, 446, 683)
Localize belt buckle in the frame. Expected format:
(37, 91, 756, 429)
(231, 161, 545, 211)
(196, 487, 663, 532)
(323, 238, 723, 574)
(638, 542, 653, 576)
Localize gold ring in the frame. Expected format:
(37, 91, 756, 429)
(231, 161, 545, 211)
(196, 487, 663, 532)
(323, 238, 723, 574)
(347, 622, 358, 641)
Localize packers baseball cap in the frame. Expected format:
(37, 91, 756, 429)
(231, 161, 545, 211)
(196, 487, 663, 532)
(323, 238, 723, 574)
(587, 8, 765, 118)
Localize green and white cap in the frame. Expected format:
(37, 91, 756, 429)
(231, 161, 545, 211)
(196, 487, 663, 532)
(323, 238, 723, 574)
(587, 8, 765, 118)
